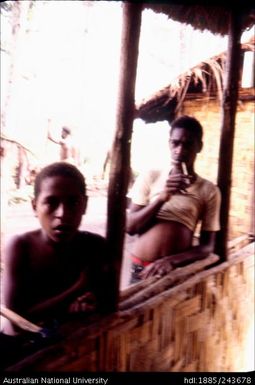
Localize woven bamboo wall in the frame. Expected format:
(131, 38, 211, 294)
(7, 243, 254, 372)
(182, 96, 254, 241)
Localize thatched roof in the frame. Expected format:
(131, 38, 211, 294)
(143, 3, 255, 36)
(135, 38, 255, 123)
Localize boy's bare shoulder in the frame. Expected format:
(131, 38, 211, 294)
(5, 230, 42, 255)
(3, 230, 40, 269)
(7, 229, 41, 247)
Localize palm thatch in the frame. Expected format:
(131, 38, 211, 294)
(135, 38, 254, 123)
(143, 3, 255, 36)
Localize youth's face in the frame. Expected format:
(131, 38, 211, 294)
(32, 176, 87, 243)
(61, 129, 69, 139)
(169, 127, 202, 167)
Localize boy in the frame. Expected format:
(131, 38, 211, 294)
(126, 115, 221, 284)
(1, 162, 115, 338)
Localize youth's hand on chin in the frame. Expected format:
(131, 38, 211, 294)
(140, 258, 173, 279)
(68, 292, 97, 314)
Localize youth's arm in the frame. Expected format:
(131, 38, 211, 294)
(126, 199, 167, 235)
(47, 131, 61, 145)
(47, 119, 60, 145)
(170, 231, 215, 266)
(141, 231, 216, 278)
(47, 125, 63, 146)
(126, 172, 191, 235)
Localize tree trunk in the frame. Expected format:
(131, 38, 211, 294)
(2, 1, 32, 132)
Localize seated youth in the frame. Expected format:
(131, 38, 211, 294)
(126, 115, 221, 284)
(1, 162, 115, 364)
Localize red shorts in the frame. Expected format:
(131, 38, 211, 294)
(130, 255, 152, 267)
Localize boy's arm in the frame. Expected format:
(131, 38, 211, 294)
(141, 231, 216, 278)
(61, 235, 117, 316)
(2, 236, 30, 334)
(28, 271, 87, 318)
(2, 236, 89, 327)
(88, 239, 117, 314)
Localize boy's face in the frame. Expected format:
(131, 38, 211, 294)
(32, 175, 87, 243)
(169, 127, 202, 167)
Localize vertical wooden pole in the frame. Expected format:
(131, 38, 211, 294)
(106, 3, 142, 302)
(215, 10, 242, 260)
(249, 171, 255, 240)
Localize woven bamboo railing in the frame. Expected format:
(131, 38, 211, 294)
(6, 243, 254, 372)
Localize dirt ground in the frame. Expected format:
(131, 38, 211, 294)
(2, 194, 134, 290)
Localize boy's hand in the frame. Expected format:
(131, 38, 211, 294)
(68, 292, 97, 314)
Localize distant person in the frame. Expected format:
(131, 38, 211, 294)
(1, 162, 115, 341)
(126, 115, 221, 284)
(47, 121, 80, 165)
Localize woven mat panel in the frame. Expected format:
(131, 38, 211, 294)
(100, 250, 253, 372)
(201, 255, 254, 372)
(6, 246, 254, 372)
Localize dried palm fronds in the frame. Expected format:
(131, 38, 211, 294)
(136, 55, 225, 123)
(135, 39, 254, 123)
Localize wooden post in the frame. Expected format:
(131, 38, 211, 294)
(215, 9, 242, 260)
(106, 3, 142, 301)
(249, 170, 255, 241)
